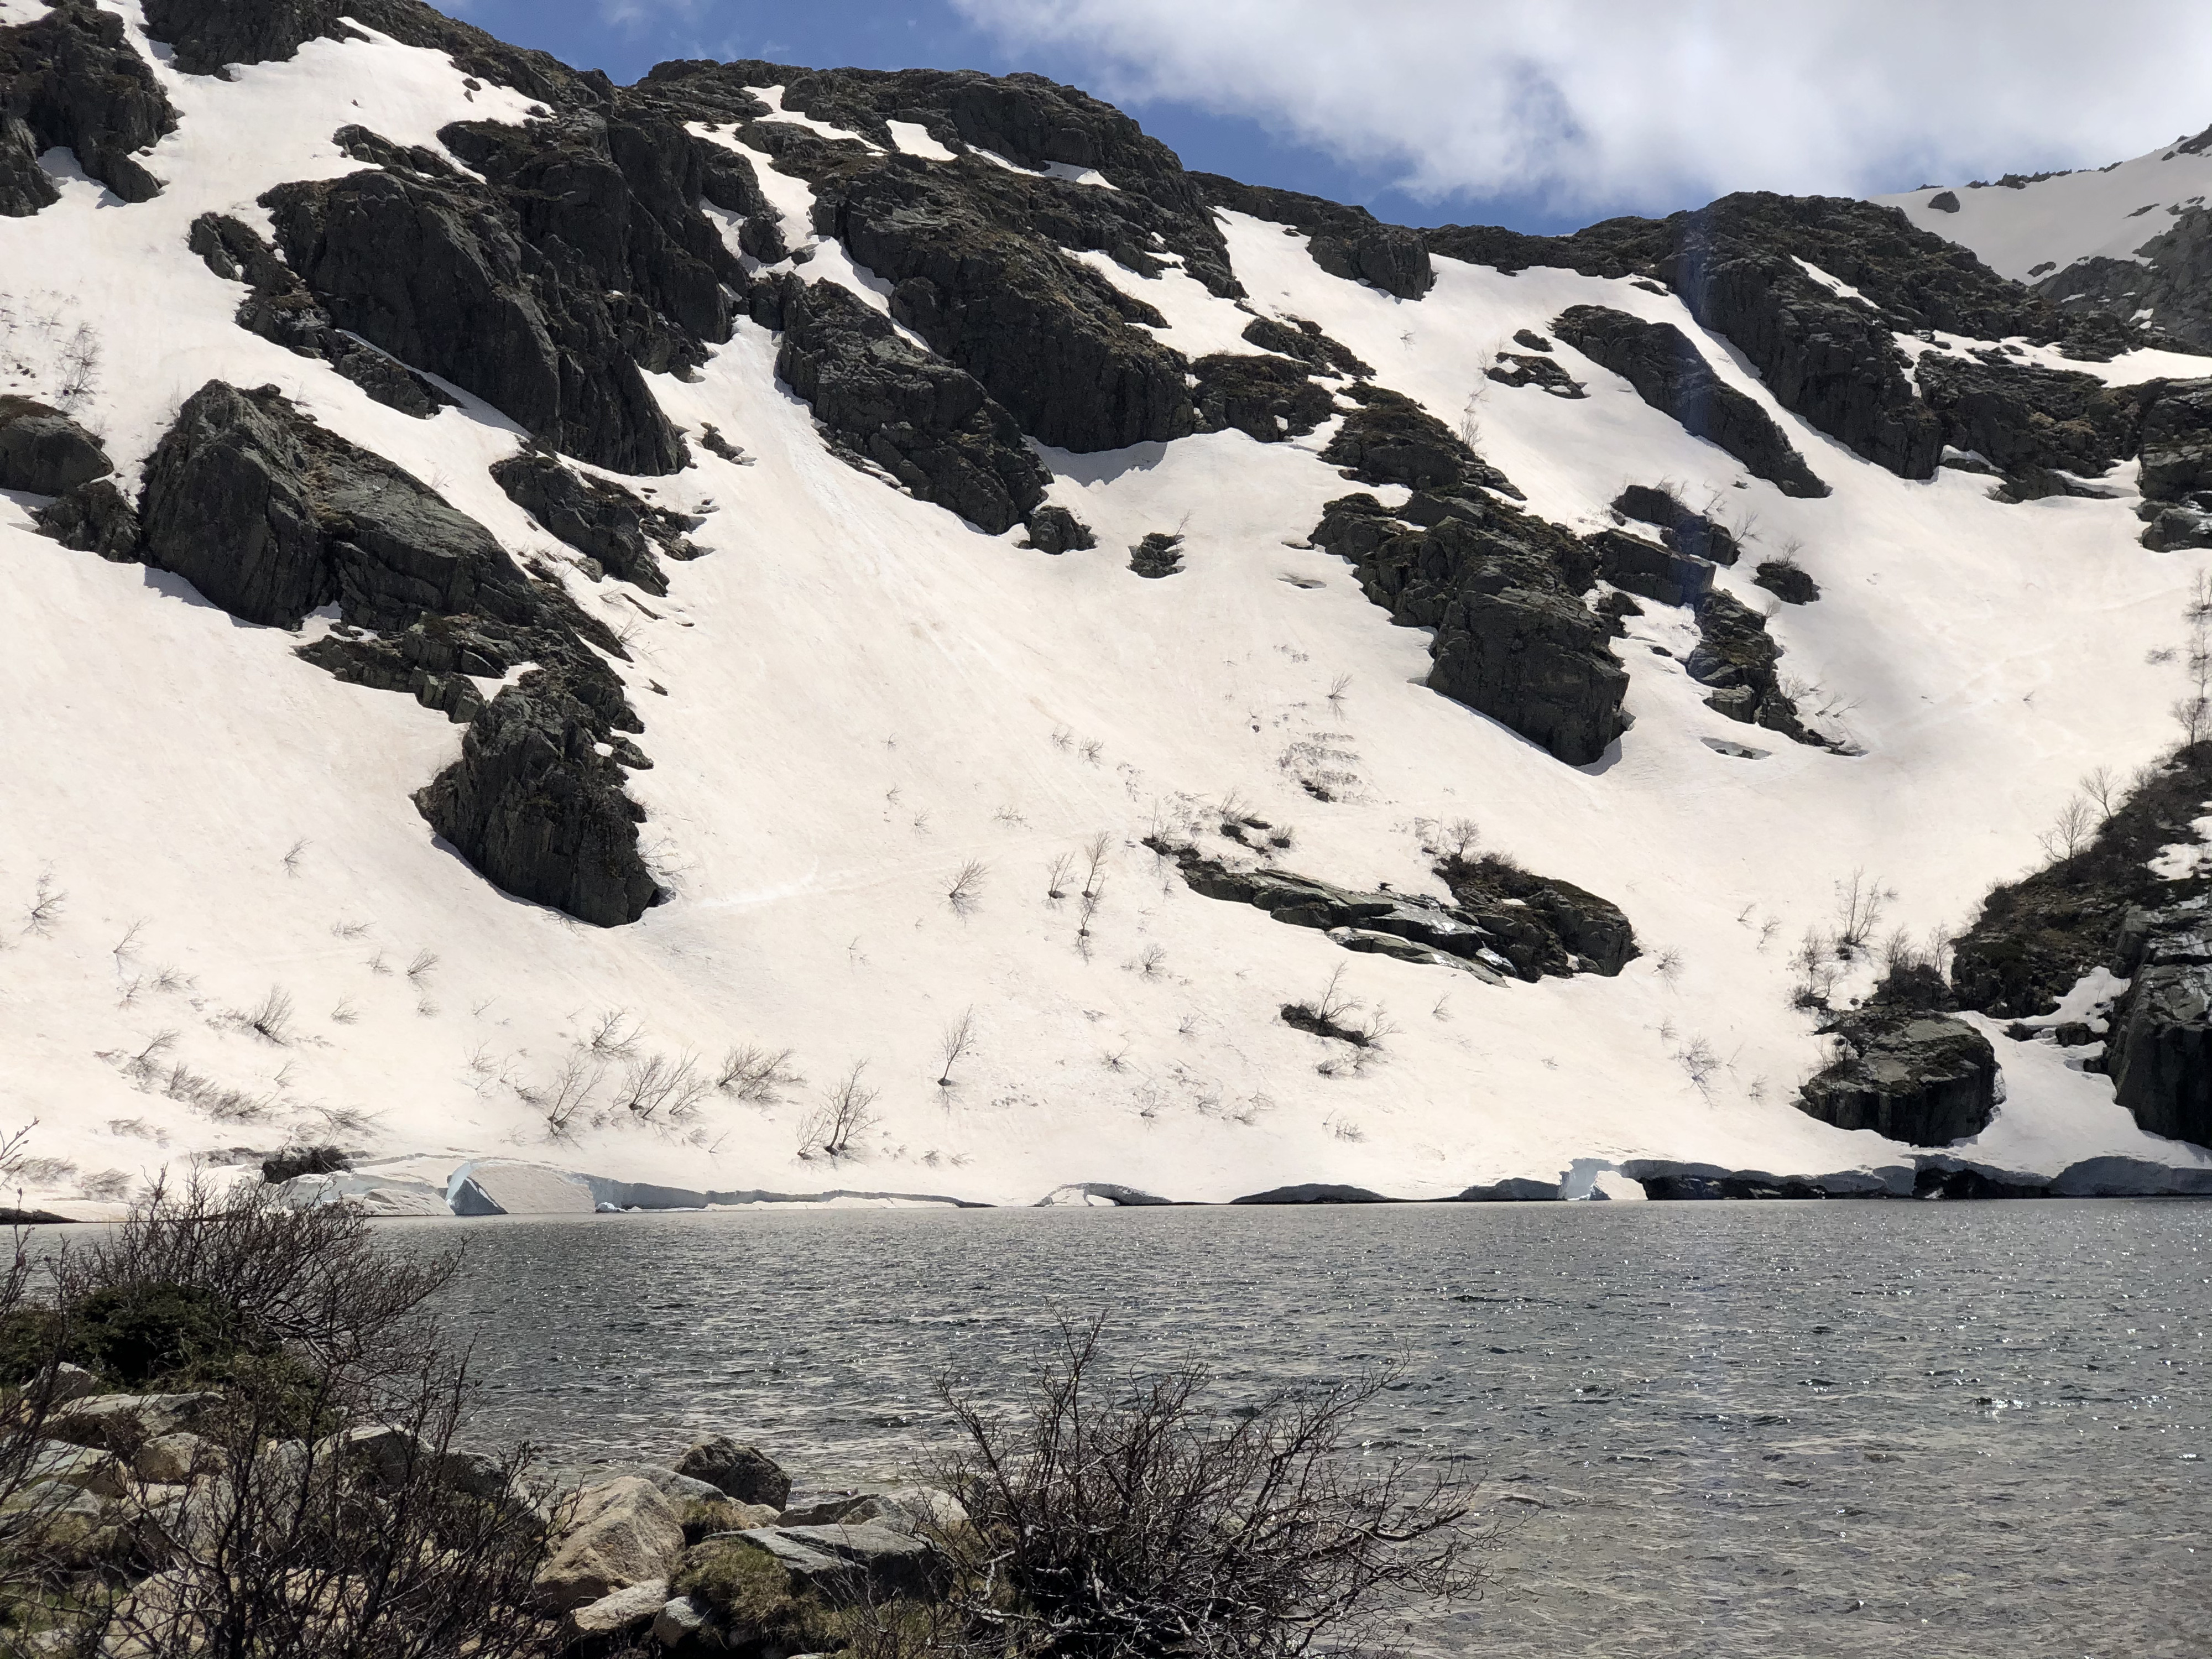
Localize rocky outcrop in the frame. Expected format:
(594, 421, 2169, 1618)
(1797, 1008, 1999, 1145)
(1160, 844, 1633, 982)
(1754, 559, 1819, 604)
(1240, 315, 1371, 378)
(1020, 504, 1093, 554)
(1321, 384, 1518, 498)
(1230, 1185, 1395, 1204)
(1449, 1178, 1560, 1201)
(140, 382, 554, 633)
(1486, 351, 1586, 398)
(1128, 531, 1184, 578)
(1190, 173, 1433, 299)
(1611, 483, 1740, 565)
(262, 134, 693, 473)
(2104, 901, 2212, 1150)
(1913, 353, 2147, 500)
(763, 273, 1050, 534)
(1951, 743, 2212, 1018)
(490, 448, 700, 594)
(1313, 491, 1627, 766)
(187, 210, 453, 420)
(0, 0, 175, 213)
(2133, 378, 2212, 551)
(414, 664, 660, 928)
(2036, 206, 2212, 356)
(0, 397, 111, 494)
(1585, 526, 1714, 609)
(1688, 588, 1825, 747)
(1434, 852, 1639, 978)
(1551, 306, 1828, 497)
(1191, 353, 1334, 443)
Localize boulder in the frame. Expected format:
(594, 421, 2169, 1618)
(0, 397, 111, 494)
(1753, 559, 1820, 604)
(32, 476, 139, 561)
(605, 1464, 732, 1506)
(492, 450, 697, 596)
(566, 1577, 671, 1643)
(22, 1441, 126, 1497)
(46, 1362, 99, 1404)
(538, 1477, 686, 1611)
(650, 1591, 722, 1651)
(1610, 483, 1741, 565)
(674, 1437, 791, 1508)
(133, 1431, 216, 1485)
(1551, 305, 1828, 498)
(715, 1521, 945, 1600)
(1020, 503, 1094, 554)
(1796, 1010, 1998, 1145)
(46, 1391, 221, 1452)
(1128, 531, 1184, 578)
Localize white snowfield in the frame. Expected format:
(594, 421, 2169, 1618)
(3, 9, 2210, 1215)
(1874, 129, 2212, 284)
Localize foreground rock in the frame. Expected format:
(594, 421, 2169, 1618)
(536, 1476, 685, 1611)
(674, 1436, 792, 1508)
(0, 397, 112, 494)
(1796, 1009, 1998, 1146)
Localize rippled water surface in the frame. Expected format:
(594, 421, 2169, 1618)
(418, 1201, 2211, 1657)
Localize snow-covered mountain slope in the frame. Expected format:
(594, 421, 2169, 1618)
(4, 0, 2212, 1213)
(1875, 126, 2212, 352)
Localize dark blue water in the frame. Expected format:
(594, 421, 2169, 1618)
(417, 1200, 2212, 1657)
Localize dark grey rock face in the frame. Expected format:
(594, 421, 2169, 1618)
(0, 0, 176, 213)
(1611, 483, 1741, 565)
(1753, 559, 1820, 604)
(1434, 853, 1639, 978)
(414, 664, 660, 928)
(1230, 1184, 1395, 1205)
(1191, 353, 1334, 443)
(767, 273, 1048, 534)
(0, 396, 111, 494)
(1312, 491, 1627, 767)
(2036, 205, 2212, 354)
(262, 145, 691, 474)
(1551, 305, 1829, 497)
(491, 448, 698, 595)
(1585, 526, 1714, 609)
(33, 477, 137, 561)
(1486, 352, 1586, 398)
(1450, 1178, 1560, 1201)
(1797, 1009, 1999, 1145)
(2134, 378, 2212, 550)
(1913, 353, 2148, 500)
(1189, 173, 1433, 299)
(2104, 902, 2212, 1150)
(1020, 504, 1093, 554)
(1687, 588, 1826, 748)
(188, 211, 453, 420)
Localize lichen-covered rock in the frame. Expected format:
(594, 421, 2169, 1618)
(1914, 353, 2147, 500)
(1434, 853, 1639, 978)
(1552, 305, 1828, 497)
(2037, 206, 2212, 355)
(1797, 1009, 1998, 1146)
(1753, 559, 1820, 604)
(413, 665, 660, 929)
(1321, 384, 1520, 498)
(768, 273, 1048, 533)
(1312, 491, 1627, 766)
(0, 0, 176, 213)
(1239, 314, 1371, 378)
(0, 395, 111, 494)
(1486, 351, 1587, 398)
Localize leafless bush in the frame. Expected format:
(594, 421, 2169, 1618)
(1079, 738, 1104, 764)
(1081, 833, 1113, 899)
(947, 858, 989, 917)
(53, 321, 100, 412)
(2080, 765, 2120, 825)
(525, 1049, 604, 1138)
(330, 917, 371, 940)
(1135, 943, 1167, 979)
(406, 950, 439, 984)
(234, 985, 296, 1046)
(936, 1008, 977, 1088)
(586, 1009, 642, 1059)
(797, 1062, 879, 1159)
(716, 1044, 801, 1104)
(1045, 852, 1074, 902)
(932, 1318, 1481, 1659)
(1677, 1036, 1722, 1098)
(1788, 927, 1842, 1012)
(1327, 672, 1352, 706)
(1832, 869, 1895, 953)
(330, 997, 359, 1025)
(615, 1052, 710, 1123)
(2037, 794, 2098, 862)
(1653, 948, 1683, 983)
(367, 950, 392, 976)
(281, 837, 310, 877)
(22, 870, 64, 936)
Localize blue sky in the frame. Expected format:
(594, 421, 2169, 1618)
(448, 0, 1630, 234)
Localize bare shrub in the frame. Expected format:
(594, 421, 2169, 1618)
(1135, 943, 1167, 979)
(22, 871, 64, 936)
(1832, 869, 1895, 953)
(716, 1045, 801, 1104)
(615, 1052, 709, 1123)
(524, 1050, 603, 1138)
(1788, 927, 1841, 1012)
(1045, 852, 1074, 902)
(932, 1318, 1481, 1659)
(236, 986, 296, 1046)
(936, 1008, 977, 1088)
(1081, 833, 1112, 899)
(405, 950, 439, 984)
(947, 858, 989, 917)
(281, 837, 310, 877)
(2037, 794, 2098, 863)
(797, 1062, 879, 1159)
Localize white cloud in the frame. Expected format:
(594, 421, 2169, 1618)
(947, 0, 2212, 215)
